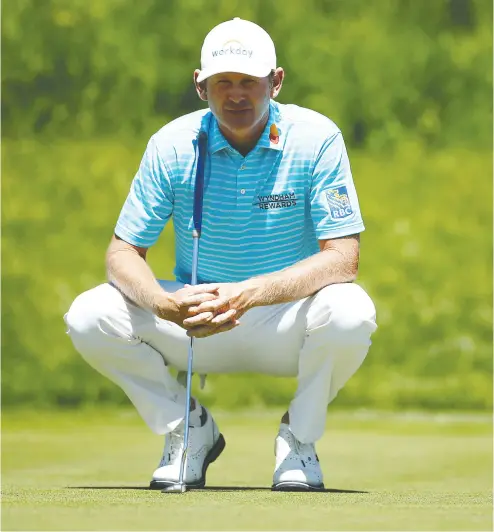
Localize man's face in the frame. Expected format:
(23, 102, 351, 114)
(203, 72, 272, 137)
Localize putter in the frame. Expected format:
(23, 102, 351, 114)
(162, 130, 208, 494)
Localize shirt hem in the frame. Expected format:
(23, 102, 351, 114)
(316, 224, 365, 240)
(114, 225, 157, 248)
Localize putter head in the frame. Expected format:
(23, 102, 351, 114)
(161, 483, 187, 494)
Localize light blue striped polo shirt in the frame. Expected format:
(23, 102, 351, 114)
(115, 100, 365, 284)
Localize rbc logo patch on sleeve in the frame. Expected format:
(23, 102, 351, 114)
(326, 186, 353, 220)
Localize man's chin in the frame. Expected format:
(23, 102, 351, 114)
(222, 118, 256, 134)
(219, 109, 255, 125)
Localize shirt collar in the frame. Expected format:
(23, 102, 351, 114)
(208, 116, 230, 154)
(208, 100, 285, 154)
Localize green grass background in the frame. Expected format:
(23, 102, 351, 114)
(2, 409, 492, 531)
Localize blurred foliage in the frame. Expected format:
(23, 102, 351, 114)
(2, 0, 492, 409)
(2, 0, 492, 150)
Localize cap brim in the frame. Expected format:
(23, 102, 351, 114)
(196, 60, 272, 83)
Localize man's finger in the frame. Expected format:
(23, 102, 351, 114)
(182, 311, 215, 327)
(184, 283, 219, 295)
(184, 308, 236, 327)
(210, 308, 237, 326)
(192, 297, 231, 314)
(187, 319, 240, 338)
(181, 292, 218, 307)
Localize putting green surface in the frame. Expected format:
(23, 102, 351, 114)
(2, 408, 492, 531)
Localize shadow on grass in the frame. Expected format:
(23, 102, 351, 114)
(70, 486, 368, 493)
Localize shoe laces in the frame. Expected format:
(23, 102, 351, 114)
(160, 424, 184, 466)
(292, 435, 318, 465)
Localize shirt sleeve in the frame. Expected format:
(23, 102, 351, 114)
(310, 131, 365, 239)
(114, 136, 174, 248)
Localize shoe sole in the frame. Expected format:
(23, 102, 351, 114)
(149, 433, 226, 490)
(271, 481, 325, 492)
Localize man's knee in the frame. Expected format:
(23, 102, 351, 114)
(65, 289, 98, 338)
(64, 284, 132, 356)
(307, 283, 377, 343)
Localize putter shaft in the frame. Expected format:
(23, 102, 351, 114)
(177, 233, 200, 488)
(164, 130, 207, 495)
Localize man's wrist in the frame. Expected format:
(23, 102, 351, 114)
(151, 291, 177, 321)
(239, 277, 267, 310)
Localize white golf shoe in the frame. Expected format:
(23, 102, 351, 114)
(149, 406, 225, 489)
(272, 423, 324, 491)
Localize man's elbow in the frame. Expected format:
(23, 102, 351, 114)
(105, 235, 147, 280)
(342, 260, 359, 283)
(348, 267, 358, 283)
(107, 235, 147, 260)
(105, 236, 122, 270)
(342, 251, 359, 283)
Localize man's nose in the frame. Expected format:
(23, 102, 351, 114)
(227, 86, 246, 104)
(228, 95, 245, 104)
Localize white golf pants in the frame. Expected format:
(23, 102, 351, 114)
(64, 281, 377, 443)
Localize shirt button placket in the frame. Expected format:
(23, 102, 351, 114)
(237, 163, 249, 205)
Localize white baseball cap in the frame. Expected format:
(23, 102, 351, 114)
(196, 18, 277, 83)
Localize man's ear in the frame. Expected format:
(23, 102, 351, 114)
(193, 69, 208, 101)
(270, 67, 285, 99)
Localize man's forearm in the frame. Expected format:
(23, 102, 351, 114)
(106, 242, 172, 316)
(240, 242, 358, 308)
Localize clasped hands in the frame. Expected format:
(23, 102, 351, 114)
(163, 283, 250, 338)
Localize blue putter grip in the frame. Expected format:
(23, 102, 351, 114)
(193, 131, 208, 235)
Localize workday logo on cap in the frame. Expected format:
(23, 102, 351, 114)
(197, 18, 276, 83)
(212, 40, 254, 60)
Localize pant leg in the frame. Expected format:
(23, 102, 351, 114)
(65, 280, 376, 441)
(288, 283, 377, 443)
(64, 280, 297, 433)
(64, 281, 190, 435)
